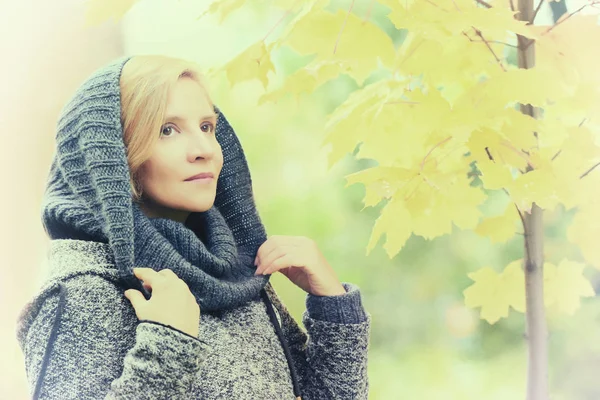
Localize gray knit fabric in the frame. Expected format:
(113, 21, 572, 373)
(16, 240, 371, 399)
(41, 54, 271, 311)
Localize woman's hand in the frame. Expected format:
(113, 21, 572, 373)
(125, 268, 201, 338)
(254, 235, 346, 297)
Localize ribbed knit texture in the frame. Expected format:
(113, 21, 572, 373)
(40, 55, 272, 311)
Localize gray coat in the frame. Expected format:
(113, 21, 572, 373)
(16, 240, 371, 399)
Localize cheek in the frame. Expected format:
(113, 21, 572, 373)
(139, 162, 170, 190)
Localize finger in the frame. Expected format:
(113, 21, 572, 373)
(124, 289, 146, 308)
(256, 252, 289, 275)
(255, 236, 289, 265)
(256, 246, 297, 274)
(133, 267, 162, 287)
(254, 248, 287, 275)
(262, 255, 294, 276)
(158, 268, 178, 279)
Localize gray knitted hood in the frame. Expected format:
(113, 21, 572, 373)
(40, 55, 272, 311)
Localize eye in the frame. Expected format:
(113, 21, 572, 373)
(160, 124, 178, 138)
(201, 122, 215, 134)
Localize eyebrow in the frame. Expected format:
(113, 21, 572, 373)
(164, 113, 218, 122)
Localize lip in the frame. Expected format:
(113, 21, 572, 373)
(185, 172, 214, 181)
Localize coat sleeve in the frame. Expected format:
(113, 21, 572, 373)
(15, 274, 211, 400)
(264, 281, 371, 400)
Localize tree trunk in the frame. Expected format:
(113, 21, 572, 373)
(516, 0, 549, 399)
(523, 205, 548, 400)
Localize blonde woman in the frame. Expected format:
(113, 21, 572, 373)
(16, 55, 371, 400)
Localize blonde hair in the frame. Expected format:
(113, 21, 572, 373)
(119, 55, 216, 203)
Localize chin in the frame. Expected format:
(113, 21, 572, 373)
(187, 200, 215, 213)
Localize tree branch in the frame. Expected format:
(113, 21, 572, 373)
(424, 0, 450, 11)
(580, 161, 600, 179)
(474, 0, 492, 8)
(363, 0, 376, 23)
(524, 1, 600, 50)
(529, 0, 545, 24)
(500, 141, 535, 169)
(463, 32, 519, 48)
(471, 27, 507, 71)
(333, 0, 355, 55)
(421, 136, 453, 170)
(384, 100, 421, 105)
(551, 119, 586, 161)
(262, 0, 301, 42)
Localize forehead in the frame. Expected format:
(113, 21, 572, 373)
(164, 78, 215, 120)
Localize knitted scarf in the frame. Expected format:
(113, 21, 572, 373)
(41, 55, 271, 311)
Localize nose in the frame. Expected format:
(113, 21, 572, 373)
(187, 129, 216, 160)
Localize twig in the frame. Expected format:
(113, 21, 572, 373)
(529, 0, 545, 24)
(396, 38, 425, 70)
(262, 0, 302, 42)
(463, 31, 518, 48)
(484, 147, 523, 205)
(550, 119, 586, 161)
(363, 0, 376, 23)
(472, 27, 507, 71)
(547, 1, 599, 34)
(500, 141, 535, 169)
(524, 1, 600, 50)
(334, 0, 355, 54)
(421, 136, 453, 170)
(580, 161, 600, 179)
(384, 100, 421, 105)
(475, 0, 492, 8)
(424, 0, 450, 11)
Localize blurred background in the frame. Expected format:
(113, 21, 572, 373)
(1, 0, 599, 398)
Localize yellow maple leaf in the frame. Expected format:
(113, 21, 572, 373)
(544, 260, 596, 315)
(476, 159, 514, 190)
(322, 89, 386, 170)
(532, 15, 600, 88)
(217, 41, 276, 90)
(506, 168, 559, 213)
(357, 87, 456, 168)
(424, 169, 486, 231)
(195, 0, 245, 23)
(551, 125, 600, 178)
(463, 259, 525, 324)
(322, 78, 413, 170)
(344, 165, 414, 210)
(84, 0, 140, 27)
(474, 203, 520, 243)
(467, 67, 565, 113)
(284, 8, 396, 85)
(567, 203, 600, 270)
(258, 60, 342, 105)
(366, 194, 413, 259)
(446, 7, 539, 41)
(466, 128, 530, 171)
(399, 161, 485, 240)
(498, 108, 540, 152)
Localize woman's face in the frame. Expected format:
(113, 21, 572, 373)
(136, 77, 223, 223)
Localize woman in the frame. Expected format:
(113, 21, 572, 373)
(15, 54, 371, 399)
